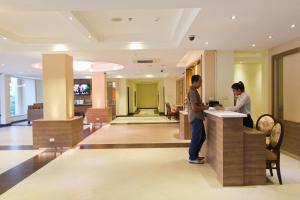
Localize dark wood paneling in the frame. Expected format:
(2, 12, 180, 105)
(32, 117, 83, 148)
(282, 120, 300, 157)
(244, 129, 266, 185)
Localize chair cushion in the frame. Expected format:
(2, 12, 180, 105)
(257, 115, 275, 134)
(270, 123, 282, 148)
(266, 149, 277, 161)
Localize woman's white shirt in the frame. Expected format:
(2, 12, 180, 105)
(226, 92, 251, 114)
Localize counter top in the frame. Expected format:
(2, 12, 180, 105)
(181, 109, 246, 118)
(179, 111, 188, 115)
(204, 110, 246, 118)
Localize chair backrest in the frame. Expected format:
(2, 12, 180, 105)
(166, 103, 171, 113)
(256, 114, 276, 134)
(270, 122, 284, 151)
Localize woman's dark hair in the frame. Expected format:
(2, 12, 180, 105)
(231, 81, 245, 92)
(191, 75, 202, 84)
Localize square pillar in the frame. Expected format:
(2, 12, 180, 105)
(87, 72, 112, 124)
(43, 54, 74, 120)
(33, 54, 83, 148)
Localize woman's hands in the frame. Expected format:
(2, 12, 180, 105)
(215, 104, 224, 111)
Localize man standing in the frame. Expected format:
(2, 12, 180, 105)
(187, 75, 208, 164)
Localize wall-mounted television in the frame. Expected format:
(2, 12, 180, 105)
(74, 83, 91, 95)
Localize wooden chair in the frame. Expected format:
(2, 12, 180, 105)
(165, 103, 178, 120)
(266, 122, 284, 184)
(256, 114, 276, 146)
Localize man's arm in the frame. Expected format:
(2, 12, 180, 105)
(191, 103, 209, 112)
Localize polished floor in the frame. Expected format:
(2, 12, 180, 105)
(0, 150, 41, 174)
(0, 126, 33, 146)
(80, 123, 188, 144)
(0, 124, 300, 199)
(111, 116, 178, 124)
(0, 148, 300, 200)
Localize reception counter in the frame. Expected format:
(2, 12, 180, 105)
(179, 109, 266, 186)
(179, 111, 191, 140)
(205, 110, 266, 186)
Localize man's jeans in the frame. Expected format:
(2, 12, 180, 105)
(189, 118, 206, 160)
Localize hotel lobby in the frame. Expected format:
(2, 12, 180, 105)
(0, 0, 300, 199)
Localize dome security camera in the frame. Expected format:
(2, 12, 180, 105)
(188, 35, 196, 41)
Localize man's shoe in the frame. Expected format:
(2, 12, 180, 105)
(189, 159, 205, 164)
(198, 156, 205, 161)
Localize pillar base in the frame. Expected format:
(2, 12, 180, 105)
(32, 117, 83, 148)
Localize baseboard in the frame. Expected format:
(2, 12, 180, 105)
(0, 123, 11, 128)
(11, 119, 28, 124)
(116, 115, 129, 117)
(282, 150, 300, 161)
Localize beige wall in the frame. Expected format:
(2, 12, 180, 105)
(164, 77, 177, 113)
(215, 51, 234, 107)
(127, 80, 137, 114)
(234, 63, 263, 121)
(283, 52, 300, 123)
(158, 80, 165, 113)
(137, 83, 158, 108)
(35, 80, 43, 103)
(268, 37, 300, 113)
(202, 50, 216, 102)
(116, 79, 128, 116)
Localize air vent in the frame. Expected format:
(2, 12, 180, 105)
(137, 60, 154, 64)
(111, 17, 122, 22)
(135, 58, 160, 64)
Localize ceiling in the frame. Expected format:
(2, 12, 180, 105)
(0, 0, 299, 79)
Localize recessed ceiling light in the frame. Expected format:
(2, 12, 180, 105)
(268, 35, 273, 39)
(291, 24, 296, 28)
(155, 17, 160, 22)
(251, 44, 256, 47)
(231, 15, 237, 20)
(3, 37, 7, 40)
(68, 16, 73, 20)
(53, 44, 68, 52)
(88, 35, 92, 39)
(116, 75, 124, 79)
(205, 41, 209, 45)
(146, 74, 153, 78)
(128, 42, 144, 50)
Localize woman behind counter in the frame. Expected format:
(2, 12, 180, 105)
(217, 81, 254, 128)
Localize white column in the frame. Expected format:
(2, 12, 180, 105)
(92, 72, 107, 108)
(0, 74, 11, 124)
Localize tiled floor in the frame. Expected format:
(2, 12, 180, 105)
(1, 123, 300, 199)
(80, 123, 189, 144)
(0, 148, 300, 200)
(0, 150, 41, 174)
(111, 116, 178, 124)
(0, 126, 33, 146)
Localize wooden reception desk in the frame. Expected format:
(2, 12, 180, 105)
(204, 110, 266, 186)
